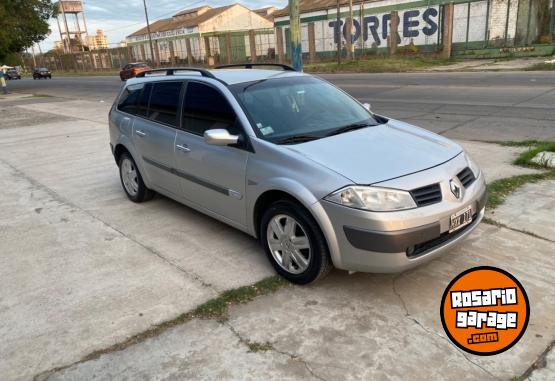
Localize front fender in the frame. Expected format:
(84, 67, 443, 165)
(246, 177, 343, 269)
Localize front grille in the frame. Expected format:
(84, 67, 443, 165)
(407, 213, 478, 258)
(410, 183, 442, 207)
(457, 167, 476, 188)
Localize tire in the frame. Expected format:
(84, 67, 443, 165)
(118, 152, 154, 203)
(260, 199, 333, 284)
(120, 75, 125, 81)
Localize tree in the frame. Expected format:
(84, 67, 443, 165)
(0, 0, 58, 61)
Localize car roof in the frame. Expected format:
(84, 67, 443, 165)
(126, 68, 308, 86)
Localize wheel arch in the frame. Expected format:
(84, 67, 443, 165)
(250, 180, 320, 240)
(113, 143, 130, 164)
(112, 140, 152, 188)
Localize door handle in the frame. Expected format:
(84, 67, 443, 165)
(176, 144, 191, 152)
(135, 130, 146, 137)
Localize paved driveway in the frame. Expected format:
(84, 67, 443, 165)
(0, 95, 553, 380)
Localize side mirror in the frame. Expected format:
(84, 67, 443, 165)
(363, 102, 372, 111)
(204, 129, 239, 146)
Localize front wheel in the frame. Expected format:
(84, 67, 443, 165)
(118, 152, 154, 203)
(261, 200, 333, 284)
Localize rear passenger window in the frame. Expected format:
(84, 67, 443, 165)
(146, 82, 182, 126)
(137, 83, 152, 117)
(182, 82, 237, 136)
(117, 83, 143, 115)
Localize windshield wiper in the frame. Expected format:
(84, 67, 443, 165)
(325, 122, 377, 137)
(274, 135, 321, 145)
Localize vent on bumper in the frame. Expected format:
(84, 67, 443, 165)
(410, 184, 442, 207)
(457, 167, 476, 188)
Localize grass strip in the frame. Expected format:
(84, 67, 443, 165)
(304, 57, 457, 73)
(523, 62, 555, 71)
(77, 276, 288, 363)
(485, 140, 555, 210)
(487, 171, 555, 210)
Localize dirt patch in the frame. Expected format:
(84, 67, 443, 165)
(0, 106, 77, 129)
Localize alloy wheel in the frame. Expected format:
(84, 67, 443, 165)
(266, 214, 311, 274)
(121, 157, 139, 197)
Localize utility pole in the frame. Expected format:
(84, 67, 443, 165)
(347, 0, 353, 60)
(142, 0, 157, 66)
(336, 0, 341, 64)
(30, 46, 37, 68)
(288, 0, 303, 71)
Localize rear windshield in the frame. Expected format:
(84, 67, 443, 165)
(134, 64, 147, 68)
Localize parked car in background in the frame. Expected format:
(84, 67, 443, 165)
(33, 68, 52, 79)
(5, 69, 21, 80)
(109, 65, 486, 284)
(119, 63, 151, 81)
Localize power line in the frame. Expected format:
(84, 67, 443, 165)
(96, 0, 206, 34)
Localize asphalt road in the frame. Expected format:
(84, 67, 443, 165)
(6, 71, 555, 141)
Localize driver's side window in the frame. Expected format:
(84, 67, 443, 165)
(182, 82, 239, 136)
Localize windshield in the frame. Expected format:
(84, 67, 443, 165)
(231, 76, 381, 143)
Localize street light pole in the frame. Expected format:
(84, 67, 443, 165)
(142, 0, 156, 66)
(288, 0, 303, 71)
(336, 0, 341, 64)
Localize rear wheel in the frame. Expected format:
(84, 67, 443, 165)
(261, 199, 332, 284)
(118, 152, 154, 203)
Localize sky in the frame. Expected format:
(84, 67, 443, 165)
(40, 0, 287, 51)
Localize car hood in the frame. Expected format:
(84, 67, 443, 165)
(285, 119, 462, 184)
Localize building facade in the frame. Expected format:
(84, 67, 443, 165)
(86, 29, 109, 50)
(273, 0, 554, 58)
(126, 4, 275, 64)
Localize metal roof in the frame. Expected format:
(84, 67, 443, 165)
(127, 5, 233, 38)
(274, 0, 381, 18)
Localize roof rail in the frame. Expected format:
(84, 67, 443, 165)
(135, 67, 217, 79)
(214, 63, 296, 71)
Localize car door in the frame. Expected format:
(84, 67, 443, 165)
(133, 81, 183, 196)
(174, 81, 249, 227)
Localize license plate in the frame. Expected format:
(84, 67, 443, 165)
(449, 205, 473, 233)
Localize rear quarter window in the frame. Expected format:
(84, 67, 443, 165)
(117, 83, 144, 115)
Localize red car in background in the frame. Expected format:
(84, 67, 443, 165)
(119, 63, 151, 81)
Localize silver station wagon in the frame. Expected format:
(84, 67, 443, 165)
(109, 65, 486, 284)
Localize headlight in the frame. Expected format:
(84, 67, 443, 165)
(324, 186, 416, 212)
(466, 152, 481, 178)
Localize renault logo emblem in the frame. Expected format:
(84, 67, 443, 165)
(450, 180, 462, 199)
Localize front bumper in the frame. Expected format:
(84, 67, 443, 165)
(310, 154, 487, 273)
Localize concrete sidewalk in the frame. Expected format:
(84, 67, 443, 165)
(0, 96, 553, 380)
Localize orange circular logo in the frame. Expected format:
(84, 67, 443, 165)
(440, 266, 529, 356)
